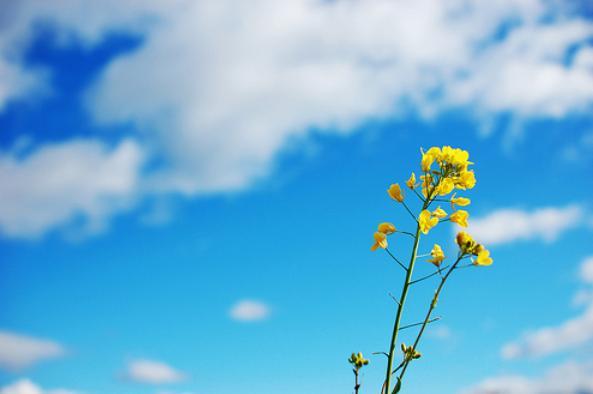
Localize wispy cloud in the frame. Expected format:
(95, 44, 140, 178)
(229, 300, 271, 322)
(0, 331, 65, 371)
(461, 360, 593, 394)
(0, 379, 80, 394)
(466, 205, 582, 245)
(125, 359, 186, 385)
(501, 255, 593, 359)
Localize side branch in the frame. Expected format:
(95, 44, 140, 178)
(386, 249, 407, 272)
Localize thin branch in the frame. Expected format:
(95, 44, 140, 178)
(401, 201, 418, 222)
(385, 248, 407, 272)
(396, 230, 416, 238)
(399, 317, 441, 331)
(409, 265, 450, 285)
(372, 351, 390, 358)
(388, 292, 401, 306)
(411, 188, 426, 203)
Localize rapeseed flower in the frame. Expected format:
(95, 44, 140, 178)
(378, 222, 396, 235)
(406, 172, 417, 189)
(432, 207, 447, 219)
(419, 210, 438, 234)
(450, 210, 469, 227)
(475, 249, 493, 266)
(428, 244, 445, 266)
(450, 194, 470, 210)
(388, 183, 404, 202)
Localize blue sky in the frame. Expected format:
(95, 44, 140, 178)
(0, 1, 593, 394)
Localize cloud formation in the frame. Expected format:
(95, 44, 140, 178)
(467, 205, 582, 245)
(0, 379, 79, 394)
(0, 0, 592, 238)
(125, 359, 185, 384)
(501, 255, 593, 359)
(229, 300, 270, 322)
(462, 360, 593, 394)
(0, 139, 143, 239)
(0, 331, 65, 371)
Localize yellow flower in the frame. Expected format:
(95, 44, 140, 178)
(440, 145, 455, 163)
(428, 244, 445, 266)
(371, 231, 388, 251)
(452, 148, 472, 169)
(378, 222, 396, 235)
(475, 249, 493, 266)
(420, 174, 433, 198)
(455, 231, 484, 255)
(455, 170, 476, 190)
(419, 209, 438, 234)
(450, 193, 471, 210)
(437, 177, 455, 196)
(432, 207, 447, 219)
(406, 172, 417, 189)
(450, 210, 469, 227)
(388, 183, 404, 202)
(421, 147, 440, 172)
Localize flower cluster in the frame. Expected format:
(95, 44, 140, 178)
(372, 146, 487, 255)
(348, 352, 370, 369)
(401, 343, 421, 361)
(456, 231, 493, 266)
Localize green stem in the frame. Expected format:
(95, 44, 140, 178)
(397, 255, 464, 382)
(384, 223, 422, 394)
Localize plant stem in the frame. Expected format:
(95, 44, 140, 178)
(384, 223, 422, 394)
(354, 368, 360, 394)
(397, 255, 464, 382)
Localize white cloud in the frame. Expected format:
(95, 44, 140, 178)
(501, 306, 593, 359)
(125, 359, 186, 385)
(0, 379, 79, 394)
(86, 0, 593, 195)
(0, 331, 65, 371)
(427, 325, 452, 340)
(466, 205, 582, 245)
(1, 1, 592, 239)
(229, 300, 270, 322)
(579, 256, 593, 284)
(0, 139, 143, 239)
(462, 360, 593, 394)
(501, 255, 593, 359)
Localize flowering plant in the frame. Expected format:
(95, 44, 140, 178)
(349, 146, 493, 394)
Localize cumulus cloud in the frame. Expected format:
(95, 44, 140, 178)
(87, 0, 593, 195)
(466, 205, 582, 245)
(229, 300, 270, 322)
(0, 379, 79, 394)
(0, 139, 143, 239)
(1, 0, 592, 238)
(0, 331, 65, 371)
(501, 255, 593, 360)
(125, 359, 185, 385)
(462, 360, 593, 394)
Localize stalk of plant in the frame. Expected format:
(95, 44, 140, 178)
(348, 352, 369, 394)
(352, 146, 493, 394)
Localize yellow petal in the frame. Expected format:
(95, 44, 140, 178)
(378, 222, 396, 234)
(450, 210, 469, 227)
(432, 207, 447, 219)
(475, 249, 493, 266)
(387, 183, 404, 202)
